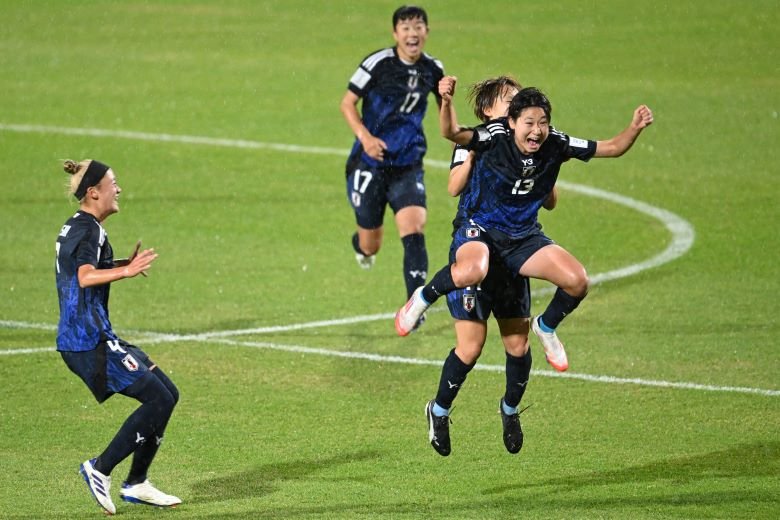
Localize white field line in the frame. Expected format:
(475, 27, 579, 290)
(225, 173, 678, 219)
(4, 334, 778, 397)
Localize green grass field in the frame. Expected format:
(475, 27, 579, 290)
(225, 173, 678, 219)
(1, 1, 778, 518)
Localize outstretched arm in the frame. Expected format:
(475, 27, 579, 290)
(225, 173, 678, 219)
(439, 76, 474, 146)
(340, 90, 387, 161)
(78, 247, 158, 288)
(594, 105, 654, 158)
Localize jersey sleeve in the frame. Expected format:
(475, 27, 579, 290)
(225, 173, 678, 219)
(347, 48, 393, 98)
(550, 127, 597, 162)
(75, 222, 101, 269)
(466, 124, 495, 153)
(450, 144, 470, 169)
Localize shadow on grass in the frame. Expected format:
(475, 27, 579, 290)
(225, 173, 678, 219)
(190, 449, 380, 504)
(484, 441, 780, 498)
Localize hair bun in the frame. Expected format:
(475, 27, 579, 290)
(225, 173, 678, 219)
(63, 159, 79, 175)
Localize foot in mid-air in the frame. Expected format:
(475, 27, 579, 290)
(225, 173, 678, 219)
(355, 252, 375, 269)
(499, 399, 524, 454)
(532, 316, 569, 371)
(395, 287, 430, 336)
(425, 399, 451, 456)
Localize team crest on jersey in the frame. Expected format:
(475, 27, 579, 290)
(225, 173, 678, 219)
(407, 71, 419, 89)
(122, 354, 139, 372)
(462, 293, 476, 312)
(466, 227, 480, 238)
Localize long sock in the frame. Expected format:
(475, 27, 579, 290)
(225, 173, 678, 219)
(401, 233, 428, 298)
(94, 373, 176, 476)
(125, 368, 179, 485)
(540, 287, 585, 330)
(434, 349, 474, 410)
(421, 264, 457, 304)
(504, 349, 532, 409)
(351, 232, 369, 256)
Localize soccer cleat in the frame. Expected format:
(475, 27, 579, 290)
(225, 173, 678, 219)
(499, 399, 525, 454)
(395, 287, 430, 336)
(425, 399, 451, 456)
(79, 458, 116, 515)
(355, 252, 375, 270)
(120, 480, 181, 508)
(531, 316, 569, 372)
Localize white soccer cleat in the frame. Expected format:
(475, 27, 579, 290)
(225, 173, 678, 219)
(79, 458, 116, 515)
(532, 316, 569, 372)
(395, 286, 430, 336)
(120, 480, 181, 508)
(355, 252, 375, 270)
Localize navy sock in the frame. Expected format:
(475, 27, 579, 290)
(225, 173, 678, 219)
(94, 372, 177, 476)
(504, 349, 532, 409)
(401, 233, 428, 298)
(421, 264, 457, 304)
(351, 232, 369, 256)
(540, 287, 585, 329)
(434, 349, 474, 410)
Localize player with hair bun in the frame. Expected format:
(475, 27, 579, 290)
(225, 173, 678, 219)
(56, 159, 181, 515)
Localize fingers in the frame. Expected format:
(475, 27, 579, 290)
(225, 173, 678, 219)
(438, 75, 457, 98)
(635, 104, 654, 127)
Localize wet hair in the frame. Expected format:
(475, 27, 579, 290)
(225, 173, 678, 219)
(508, 87, 552, 122)
(63, 159, 109, 200)
(466, 75, 522, 123)
(392, 5, 428, 27)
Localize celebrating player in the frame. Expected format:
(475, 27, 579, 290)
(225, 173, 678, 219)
(340, 5, 444, 301)
(397, 87, 654, 377)
(421, 76, 557, 456)
(55, 159, 181, 515)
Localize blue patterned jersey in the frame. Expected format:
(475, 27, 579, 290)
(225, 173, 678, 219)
(346, 47, 444, 168)
(461, 121, 597, 238)
(55, 211, 118, 352)
(449, 119, 509, 232)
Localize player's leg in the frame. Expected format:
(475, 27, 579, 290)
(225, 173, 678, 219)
(346, 163, 386, 269)
(426, 320, 486, 456)
(395, 205, 428, 298)
(116, 357, 181, 508)
(500, 235, 581, 371)
(395, 224, 490, 336)
(496, 317, 532, 454)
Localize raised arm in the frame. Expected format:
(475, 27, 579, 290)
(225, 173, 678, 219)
(340, 90, 387, 161)
(594, 105, 654, 158)
(438, 76, 474, 146)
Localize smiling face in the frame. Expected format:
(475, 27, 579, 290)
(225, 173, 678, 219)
(393, 16, 428, 63)
(85, 169, 122, 220)
(509, 106, 550, 154)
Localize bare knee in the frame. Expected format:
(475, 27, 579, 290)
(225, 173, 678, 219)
(452, 261, 488, 287)
(561, 271, 589, 298)
(454, 344, 483, 365)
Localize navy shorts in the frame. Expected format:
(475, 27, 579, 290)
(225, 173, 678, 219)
(446, 222, 530, 321)
(60, 338, 153, 403)
(486, 228, 555, 275)
(346, 158, 426, 229)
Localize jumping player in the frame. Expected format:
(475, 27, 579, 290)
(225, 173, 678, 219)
(340, 5, 444, 300)
(397, 87, 654, 377)
(55, 159, 181, 515)
(422, 76, 556, 456)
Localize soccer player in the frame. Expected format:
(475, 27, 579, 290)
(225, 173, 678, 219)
(397, 87, 654, 375)
(340, 5, 444, 300)
(55, 159, 181, 515)
(422, 76, 555, 456)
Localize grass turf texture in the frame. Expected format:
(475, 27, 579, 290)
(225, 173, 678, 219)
(1, 1, 778, 518)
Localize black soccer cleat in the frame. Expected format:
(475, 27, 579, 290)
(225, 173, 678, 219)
(499, 398, 526, 454)
(425, 399, 451, 456)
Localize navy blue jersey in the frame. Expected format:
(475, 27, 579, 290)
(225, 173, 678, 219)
(55, 211, 118, 352)
(449, 119, 509, 232)
(461, 123, 597, 239)
(347, 47, 444, 168)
